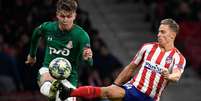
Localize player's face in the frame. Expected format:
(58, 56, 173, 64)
(157, 24, 175, 46)
(56, 10, 76, 25)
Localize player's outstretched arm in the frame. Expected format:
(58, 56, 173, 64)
(114, 63, 138, 86)
(25, 23, 44, 65)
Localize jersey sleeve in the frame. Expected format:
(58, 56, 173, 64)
(79, 31, 93, 66)
(131, 44, 148, 65)
(172, 54, 186, 73)
(29, 22, 47, 57)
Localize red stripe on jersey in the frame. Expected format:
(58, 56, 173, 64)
(130, 60, 144, 84)
(130, 75, 137, 84)
(137, 68, 148, 90)
(136, 43, 157, 92)
(130, 49, 146, 84)
(164, 49, 176, 68)
(154, 49, 176, 100)
(145, 71, 156, 95)
(156, 51, 165, 64)
(132, 45, 144, 62)
(132, 47, 146, 64)
(146, 49, 165, 96)
(154, 77, 164, 100)
(178, 54, 185, 69)
(147, 44, 158, 61)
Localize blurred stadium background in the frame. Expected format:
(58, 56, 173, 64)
(0, 0, 201, 101)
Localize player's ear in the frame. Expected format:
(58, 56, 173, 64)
(56, 11, 60, 19)
(73, 12, 77, 19)
(171, 32, 176, 40)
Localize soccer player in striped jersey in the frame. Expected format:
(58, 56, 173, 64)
(25, 0, 92, 101)
(61, 18, 186, 101)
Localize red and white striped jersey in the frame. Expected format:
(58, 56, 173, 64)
(129, 42, 186, 101)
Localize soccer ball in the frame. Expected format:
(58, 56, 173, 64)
(49, 57, 72, 80)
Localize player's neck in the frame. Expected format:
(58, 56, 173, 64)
(160, 42, 174, 52)
(59, 23, 74, 31)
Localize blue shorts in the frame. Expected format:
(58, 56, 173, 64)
(122, 83, 154, 101)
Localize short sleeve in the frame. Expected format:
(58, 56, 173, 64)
(172, 54, 186, 73)
(131, 44, 148, 65)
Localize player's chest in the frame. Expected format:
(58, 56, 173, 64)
(45, 31, 79, 49)
(143, 49, 174, 73)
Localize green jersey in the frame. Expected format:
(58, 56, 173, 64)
(29, 21, 92, 86)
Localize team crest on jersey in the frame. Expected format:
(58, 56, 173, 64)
(66, 41, 73, 49)
(165, 56, 173, 64)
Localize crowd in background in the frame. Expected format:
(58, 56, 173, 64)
(141, 0, 201, 77)
(0, 0, 123, 95)
(114, 0, 201, 77)
(142, 0, 201, 31)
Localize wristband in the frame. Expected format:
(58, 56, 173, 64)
(113, 82, 121, 87)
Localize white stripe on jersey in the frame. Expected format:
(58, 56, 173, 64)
(150, 72, 161, 97)
(133, 67, 144, 87)
(140, 69, 152, 94)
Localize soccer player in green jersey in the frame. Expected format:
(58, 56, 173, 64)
(25, 0, 92, 100)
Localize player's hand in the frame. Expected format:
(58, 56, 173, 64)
(83, 48, 92, 60)
(25, 54, 36, 66)
(161, 68, 170, 80)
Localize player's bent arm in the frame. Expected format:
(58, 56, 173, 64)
(26, 24, 44, 65)
(29, 26, 43, 57)
(114, 63, 138, 86)
(163, 54, 186, 83)
(79, 30, 93, 66)
(82, 47, 93, 66)
(167, 68, 183, 82)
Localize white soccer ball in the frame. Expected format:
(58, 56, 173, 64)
(49, 57, 72, 80)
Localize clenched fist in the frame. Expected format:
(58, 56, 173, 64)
(25, 54, 36, 66)
(83, 48, 92, 60)
(161, 68, 170, 80)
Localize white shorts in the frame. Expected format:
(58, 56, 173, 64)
(39, 67, 49, 75)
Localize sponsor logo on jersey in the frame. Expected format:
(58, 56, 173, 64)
(49, 47, 70, 56)
(48, 36, 52, 41)
(66, 41, 73, 49)
(145, 61, 162, 74)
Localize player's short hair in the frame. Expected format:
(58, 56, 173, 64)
(57, 0, 78, 12)
(160, 18, 179, 34)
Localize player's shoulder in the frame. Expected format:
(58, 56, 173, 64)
(36, 21, 56, 32)
(141, 42, 158, 48)
(174, 48, 186, 60)
(73, 24, 86, 32)
(73, 24, 88, 36)
(40, 21, 57, 28)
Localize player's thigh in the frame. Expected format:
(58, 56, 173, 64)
(101, 85, 125, 99)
